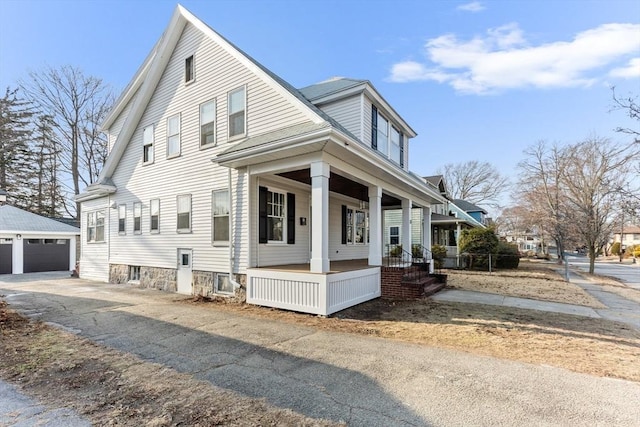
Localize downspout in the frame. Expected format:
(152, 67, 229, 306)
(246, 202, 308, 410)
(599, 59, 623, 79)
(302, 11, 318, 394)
(228, 168, 241, 291)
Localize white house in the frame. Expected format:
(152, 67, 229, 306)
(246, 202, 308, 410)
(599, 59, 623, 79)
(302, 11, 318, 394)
(76, 5, 445, 315)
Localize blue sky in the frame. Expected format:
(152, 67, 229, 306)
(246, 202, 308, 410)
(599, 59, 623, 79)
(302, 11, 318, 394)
(1, 0, 639, 202)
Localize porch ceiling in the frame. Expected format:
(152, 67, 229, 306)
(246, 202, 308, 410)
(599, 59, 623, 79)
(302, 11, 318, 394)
(278, 169, 401, 206)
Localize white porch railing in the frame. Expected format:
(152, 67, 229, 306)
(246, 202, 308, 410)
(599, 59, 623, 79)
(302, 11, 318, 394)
(247, 267, 381, 316)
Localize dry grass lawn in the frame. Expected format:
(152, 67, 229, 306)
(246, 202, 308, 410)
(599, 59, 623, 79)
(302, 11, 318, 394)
(445, 260, 606, 307)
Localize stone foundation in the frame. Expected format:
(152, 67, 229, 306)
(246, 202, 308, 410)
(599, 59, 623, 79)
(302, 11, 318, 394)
(109, 264, 129, 284)
(109, 264, 246, 299)
(140, 266, 177, 292)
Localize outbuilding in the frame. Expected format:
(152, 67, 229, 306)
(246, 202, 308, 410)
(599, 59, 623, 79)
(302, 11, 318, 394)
(0, 205, 80, 275)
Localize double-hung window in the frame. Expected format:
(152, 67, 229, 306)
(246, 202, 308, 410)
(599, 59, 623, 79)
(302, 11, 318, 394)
(118, 205, 126, 234)
(389, 226, 400, 245)
(133, 202, 142, 234)
(376, 113, 389, 157)
(185, 55, 194, 83)
(87, 210, 105, 243)
(212, 189, 229, 243)
(342, 206, 369, 245)
(228, 86, 246, 138)
(167, 114, 181, 158)
(143, 125, 154, 164)
(177, 194, 191, 232)
(200, 100, 216, 147)
(150, 199, 160, 233)
(372, 106, 404, 166)
(267, 190, 285, 242)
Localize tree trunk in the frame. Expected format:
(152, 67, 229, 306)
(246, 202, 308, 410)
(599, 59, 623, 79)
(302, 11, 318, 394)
(588, 246, 596, 274)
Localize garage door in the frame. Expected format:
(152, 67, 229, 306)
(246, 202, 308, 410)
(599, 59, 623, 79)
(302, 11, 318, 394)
(23, 239, 70, 273)
(0, 239, 12, 274)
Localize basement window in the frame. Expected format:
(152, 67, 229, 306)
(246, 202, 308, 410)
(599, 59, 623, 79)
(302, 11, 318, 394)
(129, 266, 141, 282)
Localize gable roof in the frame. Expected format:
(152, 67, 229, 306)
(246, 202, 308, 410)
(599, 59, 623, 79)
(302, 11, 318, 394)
(299, 77, 417, 138)
(424, 175, 447, 195)
(453, 199, 488, 214)
(94, 4, 327, 190)
(0, 205, 80, 234)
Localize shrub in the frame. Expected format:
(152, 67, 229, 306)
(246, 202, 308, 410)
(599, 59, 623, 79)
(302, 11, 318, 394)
(459, 227, 499, 270)
(431, 244, 447, 269)
(611, 242, 621, 256)
(496, 242, 520, 269)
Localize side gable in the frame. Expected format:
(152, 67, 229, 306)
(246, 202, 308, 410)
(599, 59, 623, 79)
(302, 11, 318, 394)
(94, 4, 325, 187)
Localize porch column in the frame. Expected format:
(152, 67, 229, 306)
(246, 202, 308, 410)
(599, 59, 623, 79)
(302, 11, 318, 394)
(456, 222, 462, 268)
(310, 161, 330, 273)
(422, 207, 433, 272)
(401, 198, 412, 256)
(368, 185, 382, 266)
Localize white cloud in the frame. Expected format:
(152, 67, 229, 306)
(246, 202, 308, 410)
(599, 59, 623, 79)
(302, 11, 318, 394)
(389, 23, 640, 95)
(609, 57, 640, 78)
(457, 1, 485, 13)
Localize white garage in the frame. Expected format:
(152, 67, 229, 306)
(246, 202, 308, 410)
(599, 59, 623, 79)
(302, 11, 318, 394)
(0, 205, 80, 275)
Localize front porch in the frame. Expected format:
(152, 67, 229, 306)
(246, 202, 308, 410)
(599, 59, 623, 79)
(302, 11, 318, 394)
(247, 260, 380, 316)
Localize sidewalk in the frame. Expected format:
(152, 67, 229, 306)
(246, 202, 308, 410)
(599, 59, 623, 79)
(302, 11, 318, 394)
(432, 270, 640, 329)
(0, 380, 90, 427)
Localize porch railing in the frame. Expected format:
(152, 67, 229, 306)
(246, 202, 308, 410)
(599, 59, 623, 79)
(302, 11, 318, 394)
(384, 244, 431, 283)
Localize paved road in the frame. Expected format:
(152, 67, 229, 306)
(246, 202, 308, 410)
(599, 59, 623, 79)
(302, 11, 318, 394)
(2, 273, 640, 426)
(568, 256, 640, 290)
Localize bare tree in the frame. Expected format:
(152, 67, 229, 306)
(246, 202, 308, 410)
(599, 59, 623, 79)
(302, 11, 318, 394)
(436, 160, 509, 209)
(21, 65, 114, 217)
(611, 87, 639, 141)
(517, 141, 573, 262)
(561, 136, 640, 273)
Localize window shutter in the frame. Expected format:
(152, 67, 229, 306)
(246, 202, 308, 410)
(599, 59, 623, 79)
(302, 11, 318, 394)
(341, 205, 347, 244)
(399, 133, 404, 168)
(371, 106, 378, 150)
(259, 186, 267, 244)
(287, 192, 295, 244)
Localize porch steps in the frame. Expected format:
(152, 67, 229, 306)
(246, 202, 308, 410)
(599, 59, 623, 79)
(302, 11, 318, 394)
(400, 273, 447, 297)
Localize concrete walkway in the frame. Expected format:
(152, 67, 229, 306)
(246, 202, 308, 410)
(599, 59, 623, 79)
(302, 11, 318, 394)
(0, 380, 90, 427)
(432, 269, 640, 329)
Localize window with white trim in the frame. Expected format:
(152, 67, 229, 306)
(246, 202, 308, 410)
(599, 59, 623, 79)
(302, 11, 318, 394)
(118, 204, 126, 234)
(167, 114, 181, 158)
(389, 226, 399, 245)
(177, 194, 191, 232)
(345, 207, 369, 245)
(267, 190, 285, 242)
(150, 199, 160, 233)
(133, 202, 142, 234)
(228, 86, 246, 138)
(212, 189, 229, 243)
(129, 265, 141, 281)
(200, 100, 216, 147)
(143, 125, 154, 164)
(372, 106, 404, 166)
(185, 55, 194, 83)
(87, 210, 105, 243)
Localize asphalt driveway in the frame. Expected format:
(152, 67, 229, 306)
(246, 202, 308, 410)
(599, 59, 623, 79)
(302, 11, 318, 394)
(2, 273, 639, 426)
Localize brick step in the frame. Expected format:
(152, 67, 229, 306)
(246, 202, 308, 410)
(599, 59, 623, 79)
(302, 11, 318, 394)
(423, 282, 446, 297)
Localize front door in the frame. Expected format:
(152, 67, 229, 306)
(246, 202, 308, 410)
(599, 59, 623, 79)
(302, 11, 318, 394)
(176, 248, 193, 294)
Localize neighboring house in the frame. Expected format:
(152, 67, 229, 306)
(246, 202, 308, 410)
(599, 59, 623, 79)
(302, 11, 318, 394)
(612, 226, 640, 250)
(384, 175, 486, 267)
(0, 205, 79, 275)
(453, 199, 488, 226)
(75, 5, 445, 315)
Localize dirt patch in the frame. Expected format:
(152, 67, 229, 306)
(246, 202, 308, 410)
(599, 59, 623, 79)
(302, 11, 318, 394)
(0, 300, 341, 427)
(444, 260, 606, 308)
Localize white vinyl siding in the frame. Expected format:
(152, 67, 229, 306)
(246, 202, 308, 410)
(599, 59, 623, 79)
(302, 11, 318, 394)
(105, 21, 311, 275)
(79, 198, 109, 282)
(106, 88, 138, 153)
(317, 95, 361, 139)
